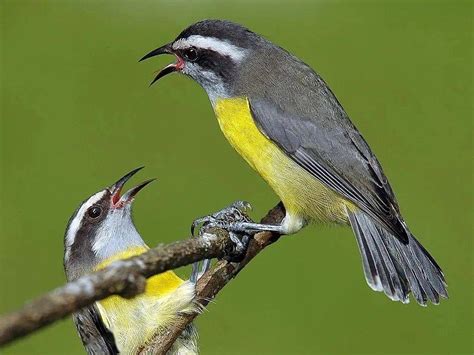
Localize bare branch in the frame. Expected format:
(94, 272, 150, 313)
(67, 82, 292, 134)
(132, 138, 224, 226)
(0, 230, 235, 346)
(0, 203, 285, 353)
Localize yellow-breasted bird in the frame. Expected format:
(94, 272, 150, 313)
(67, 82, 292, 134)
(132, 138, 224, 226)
(140, 20, 447, 306)
(63, 167, 199, 354)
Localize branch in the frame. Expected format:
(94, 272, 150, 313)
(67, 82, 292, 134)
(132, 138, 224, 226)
(0, 229, 237, 346)
(140, 203, 285, 354)
(0, 203, 285, 352)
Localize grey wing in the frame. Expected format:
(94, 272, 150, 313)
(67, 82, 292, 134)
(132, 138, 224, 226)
(72, 305, 119, 354)
(249, 97, 409, 243)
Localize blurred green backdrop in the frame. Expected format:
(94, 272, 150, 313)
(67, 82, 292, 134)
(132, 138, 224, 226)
(1, 0, 472, 354)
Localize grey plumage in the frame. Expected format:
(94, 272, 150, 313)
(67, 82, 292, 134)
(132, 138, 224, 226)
(348, 210, 447, 305)
(73, 306, 118, 354)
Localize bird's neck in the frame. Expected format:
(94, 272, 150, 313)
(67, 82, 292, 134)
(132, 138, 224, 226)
(92, 216, 146, 262)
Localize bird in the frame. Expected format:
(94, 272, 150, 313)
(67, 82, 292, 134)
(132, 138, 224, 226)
(63, 167, 199, 354)
(140, 19, 447, 306)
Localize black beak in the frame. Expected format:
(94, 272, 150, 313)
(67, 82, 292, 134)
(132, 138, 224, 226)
(140, 43, 177, 86)
(109, 166, 144, 204)
(149, 65, 177, 86)
(120, 178, 156, 204)
(139, 44, 173, 62)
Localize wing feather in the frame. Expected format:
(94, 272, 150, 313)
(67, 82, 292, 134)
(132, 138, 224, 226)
(72, 305, 119, 354)
(249, 98, 409, 243)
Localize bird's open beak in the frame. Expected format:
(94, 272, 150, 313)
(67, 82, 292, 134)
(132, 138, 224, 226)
(139, 43, 184, 86)
(109, 167, 155, 207)
(119, 179, 155, 205)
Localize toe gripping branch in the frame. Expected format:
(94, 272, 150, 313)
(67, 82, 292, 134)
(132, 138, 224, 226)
(190, 201, 254, 283)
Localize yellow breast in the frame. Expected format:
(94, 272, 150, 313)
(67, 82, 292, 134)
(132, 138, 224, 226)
(213, 97, 350, 223)
(94, 247, 192, 353)
(95, 247, 184, 299)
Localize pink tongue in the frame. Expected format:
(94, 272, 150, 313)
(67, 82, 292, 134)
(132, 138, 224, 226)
(112, 192, 121, 205)
(176, 56, 185, 70)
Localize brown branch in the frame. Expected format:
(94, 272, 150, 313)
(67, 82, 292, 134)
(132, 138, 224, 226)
(0, 230, 236, 346)
(0, 202, 285, 353)
(141, 203, 285, 354)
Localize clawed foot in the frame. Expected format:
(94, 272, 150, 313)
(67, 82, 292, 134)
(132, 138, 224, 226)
(190, 201, 253, 283)
(190, 200, 287, 283)
(191, 200, 285, 235)
(191, 200, 253, 239)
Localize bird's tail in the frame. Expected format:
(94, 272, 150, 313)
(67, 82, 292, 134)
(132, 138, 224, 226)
(347, 209, 448, 306)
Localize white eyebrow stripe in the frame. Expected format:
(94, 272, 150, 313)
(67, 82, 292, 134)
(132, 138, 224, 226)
(173, 35, 247, 62)
(64, 191, 106, 260)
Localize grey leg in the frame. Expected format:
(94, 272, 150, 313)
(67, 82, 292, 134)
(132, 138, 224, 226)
(190, 258, 210, 284)
(191, 200, 286, 235)
(225, 221, 286, 234)
(190, 200, 253, 236)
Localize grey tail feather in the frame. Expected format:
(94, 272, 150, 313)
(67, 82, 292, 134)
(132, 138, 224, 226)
(347, 209, 448, 306)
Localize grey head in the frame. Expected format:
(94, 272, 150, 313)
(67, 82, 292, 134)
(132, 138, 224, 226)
(139, 19, 288, 103)
(64, 167, 154, 281)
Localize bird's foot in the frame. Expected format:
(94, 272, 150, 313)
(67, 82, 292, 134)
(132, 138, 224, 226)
(190, 201, 254, 283)
(192, 201, 254, 254)
(190, 201, 287, 283)
(192, 200, 286, 235)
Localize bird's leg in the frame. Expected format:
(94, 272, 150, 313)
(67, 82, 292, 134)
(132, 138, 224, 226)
(224, 221, 287, 234)
(190, 258, 210, 284)
(191, 200, 287, 234)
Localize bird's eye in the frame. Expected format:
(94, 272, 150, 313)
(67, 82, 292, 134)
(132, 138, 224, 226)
(88, 206, 102, 219)
(183, 47, 198, 62)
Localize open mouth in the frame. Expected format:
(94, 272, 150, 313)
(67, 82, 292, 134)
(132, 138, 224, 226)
(109, 167, 155, 208)
(148, 55, 184, 86)
(139, 44, 183, 85)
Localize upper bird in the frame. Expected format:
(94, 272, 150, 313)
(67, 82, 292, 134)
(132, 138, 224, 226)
(64, 167, 198, 354)
(140, 20, 447, 306)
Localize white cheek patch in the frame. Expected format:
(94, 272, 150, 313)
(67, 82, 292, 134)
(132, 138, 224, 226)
(173, 35, 247, 62)
(182, 62, 228, 103)
(64, 191, 106, 261)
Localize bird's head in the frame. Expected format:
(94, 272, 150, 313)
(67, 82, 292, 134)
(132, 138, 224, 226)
(63, 167, 154, 280)
(140, 20, 265, 102)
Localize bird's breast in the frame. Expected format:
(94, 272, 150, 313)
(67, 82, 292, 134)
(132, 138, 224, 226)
(213, 97, 274, 174)
(94, 247, 195, 353)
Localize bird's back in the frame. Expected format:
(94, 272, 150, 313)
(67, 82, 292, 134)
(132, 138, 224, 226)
(234, 44, 408, 240)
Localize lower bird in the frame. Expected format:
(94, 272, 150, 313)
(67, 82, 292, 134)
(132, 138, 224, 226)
(63, 167, 199, 354)
(141, 19, 447, 305)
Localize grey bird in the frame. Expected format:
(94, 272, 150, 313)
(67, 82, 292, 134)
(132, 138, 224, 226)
(140, 19, 447, 306)
(64, 167, 199, 354)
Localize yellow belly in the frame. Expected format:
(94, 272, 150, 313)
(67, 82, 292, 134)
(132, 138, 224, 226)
(94, 247, 195, 353)
(213, 97, 350, 224)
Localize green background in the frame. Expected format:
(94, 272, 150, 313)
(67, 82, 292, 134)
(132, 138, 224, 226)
(1, 0, 472, 354)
